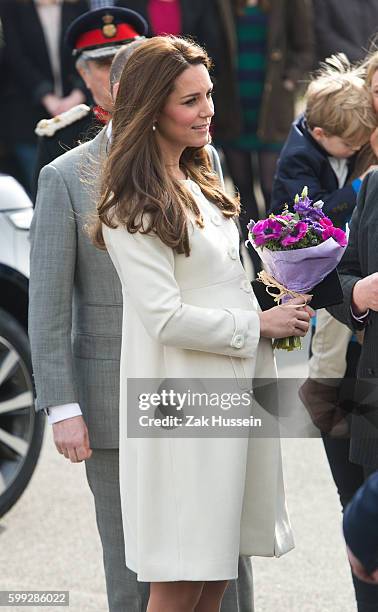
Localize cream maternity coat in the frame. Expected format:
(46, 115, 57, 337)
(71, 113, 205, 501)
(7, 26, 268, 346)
(103, 179, 294, 582)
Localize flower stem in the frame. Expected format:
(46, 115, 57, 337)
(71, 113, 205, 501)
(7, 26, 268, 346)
(272, 336, 302, 351)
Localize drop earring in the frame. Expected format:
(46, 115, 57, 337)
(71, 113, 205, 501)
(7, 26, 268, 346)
(152, 123, 157, 132)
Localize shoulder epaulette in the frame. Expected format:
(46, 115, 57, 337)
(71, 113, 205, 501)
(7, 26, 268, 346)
(35, 104, 91, 137)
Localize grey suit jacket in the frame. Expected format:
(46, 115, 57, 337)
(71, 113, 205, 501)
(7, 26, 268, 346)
(328, 171, 378, 468)
(29, 128, 224, 448)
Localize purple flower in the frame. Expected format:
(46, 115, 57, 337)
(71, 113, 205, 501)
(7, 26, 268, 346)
(251, 218, 283, 246)
(281, 221, 308, 246)
(302, 217, 324, 234)
(293, 195, 312, 215)
(294, 198, 325, 221)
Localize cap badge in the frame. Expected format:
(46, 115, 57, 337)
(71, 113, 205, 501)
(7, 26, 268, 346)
(102, 14, 117, 38)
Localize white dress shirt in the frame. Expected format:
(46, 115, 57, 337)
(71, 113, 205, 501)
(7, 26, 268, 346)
(48, 402, 82, 425)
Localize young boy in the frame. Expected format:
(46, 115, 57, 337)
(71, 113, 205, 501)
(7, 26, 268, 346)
(270, 54, 376, 227)
(271, 56, 377, 431)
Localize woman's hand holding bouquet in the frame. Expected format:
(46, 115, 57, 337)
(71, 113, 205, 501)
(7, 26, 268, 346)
(246, 187, 347, 350)
(258, 296, 313, 344)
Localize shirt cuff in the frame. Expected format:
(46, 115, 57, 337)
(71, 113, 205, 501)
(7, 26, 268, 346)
(352, 178, 362, 193)
(47, 403, 82, 425)
(350, 305, 369, 322)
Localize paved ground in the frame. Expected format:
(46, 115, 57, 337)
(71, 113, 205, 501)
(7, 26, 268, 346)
(0, 336, 357, 612)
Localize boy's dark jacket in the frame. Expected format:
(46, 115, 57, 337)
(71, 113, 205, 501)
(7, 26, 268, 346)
(270, 114, 357, 227)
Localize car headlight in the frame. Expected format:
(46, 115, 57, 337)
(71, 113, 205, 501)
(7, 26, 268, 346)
(5, 208, 33, 230)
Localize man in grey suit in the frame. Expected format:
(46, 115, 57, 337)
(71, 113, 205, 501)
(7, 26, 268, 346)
(29, 17, 255, 612)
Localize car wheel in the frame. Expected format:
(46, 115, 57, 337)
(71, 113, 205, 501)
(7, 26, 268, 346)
(0, 307, 45, 518)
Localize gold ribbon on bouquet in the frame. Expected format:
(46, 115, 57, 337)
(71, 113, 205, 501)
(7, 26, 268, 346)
(257, 270, 312, 307)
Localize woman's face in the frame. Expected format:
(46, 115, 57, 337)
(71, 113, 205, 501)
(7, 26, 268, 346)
(371, 69, 378, 114)
(155, 64, 214, 155)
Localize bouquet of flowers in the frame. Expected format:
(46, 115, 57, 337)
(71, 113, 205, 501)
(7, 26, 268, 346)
(246, 187, 347, 350)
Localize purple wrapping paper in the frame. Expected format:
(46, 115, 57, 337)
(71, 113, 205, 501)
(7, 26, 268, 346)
(253, 238, 346, 294)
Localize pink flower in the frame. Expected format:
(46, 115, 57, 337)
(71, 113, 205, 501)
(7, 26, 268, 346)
(321, 226, 347, 247)
(251, 218, 283, 246)
(320, 217, 333, 227)
(281, 221, 308, 246)
(276, 214, 293, 221)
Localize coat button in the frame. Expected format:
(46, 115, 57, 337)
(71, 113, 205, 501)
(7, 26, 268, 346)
(228, 246, 238, 260)
(232, 334, 245, 349)
(270, 49, 283, 61)
(240, 279, 252, 293)
(211, 213, 221, 226)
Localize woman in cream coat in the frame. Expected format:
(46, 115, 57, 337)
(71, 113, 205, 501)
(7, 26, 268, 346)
(93, 36, 311, 612)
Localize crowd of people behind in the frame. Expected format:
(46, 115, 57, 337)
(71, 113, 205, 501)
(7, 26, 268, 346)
(1, 0, 378, 203)
(3, 1, 378, 612)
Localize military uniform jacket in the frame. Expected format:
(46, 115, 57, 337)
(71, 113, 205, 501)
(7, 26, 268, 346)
(32, 106, 102, 201)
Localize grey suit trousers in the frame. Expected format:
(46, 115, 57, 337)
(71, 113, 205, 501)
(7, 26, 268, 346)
(85, 450, 254, 612)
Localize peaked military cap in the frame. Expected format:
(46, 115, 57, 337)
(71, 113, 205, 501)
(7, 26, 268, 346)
(65, 7, 148, 60)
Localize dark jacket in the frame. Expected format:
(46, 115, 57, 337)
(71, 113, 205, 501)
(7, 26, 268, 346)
(313, 0, 378, 67)
(0, 0, 88, 144)
(344, 472, 378, 574)
(32, 107, 103, 202)
(270, 115, 357, 227)
(328, 171, 378, 468)
(214, 0, 314, 142)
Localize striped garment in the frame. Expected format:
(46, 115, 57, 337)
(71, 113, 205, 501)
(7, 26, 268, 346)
(224, 5, 281, 152)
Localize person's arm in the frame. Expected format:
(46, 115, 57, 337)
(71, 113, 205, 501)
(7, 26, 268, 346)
(327, 173, 373, 329)
(29, 164, 79, 411)
(313, 0, 363, 64)
(344, 473, 378, 579)
(285, 0, 314, 84)
(105, 223, 261, 358)
(29, 164, 91, 462)
(1, 3, 54, 105)
(104, 223, 311, 353)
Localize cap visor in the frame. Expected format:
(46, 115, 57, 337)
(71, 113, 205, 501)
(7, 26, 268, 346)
(81, 45, 122, 60)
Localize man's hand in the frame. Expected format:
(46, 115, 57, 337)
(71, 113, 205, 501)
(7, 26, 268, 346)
(53, 415, 92, 463)
(41, 93, 63, 117)
(352, 273, 378, 314)
(56, 89, 86, 114)
(347, 546, 378, 584)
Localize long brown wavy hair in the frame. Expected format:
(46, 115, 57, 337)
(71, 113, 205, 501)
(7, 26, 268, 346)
(92, 36, 240, 255)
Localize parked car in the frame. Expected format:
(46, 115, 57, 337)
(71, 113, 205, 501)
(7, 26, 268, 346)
(0, 174, 44, 518)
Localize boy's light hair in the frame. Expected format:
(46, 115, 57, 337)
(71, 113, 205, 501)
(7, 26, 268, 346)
(305, 54, 375, 145)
